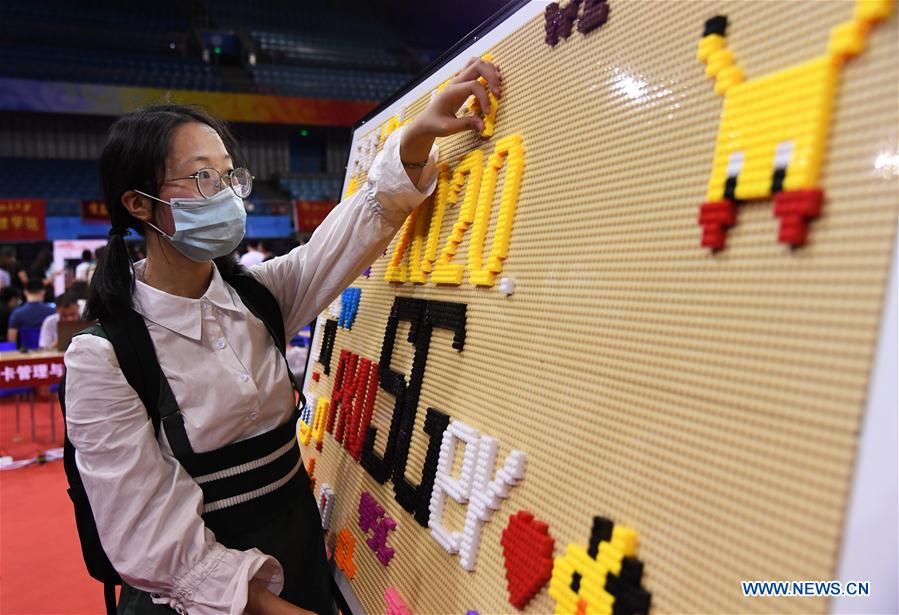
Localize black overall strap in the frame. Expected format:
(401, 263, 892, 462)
(99, 312, 164, 435)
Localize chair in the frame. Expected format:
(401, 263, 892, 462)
(12, 327, 44, 440)
(48, 383, 60, 443)
(0, 387, 34, 435)
(1, 341, 33, 436)
(18, 327, 41, 350)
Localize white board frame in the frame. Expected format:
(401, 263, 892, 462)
(832, 226, 899, 614)
(341, 1, 552, 198)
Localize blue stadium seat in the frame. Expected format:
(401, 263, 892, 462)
(278, 177, 342, 201)
(0, 43, 226, 92)
(249, 64, 410, 101)
(0, 158, 100, 205)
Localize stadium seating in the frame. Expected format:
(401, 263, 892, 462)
(250, 65, 410, 101)
(249, 29, 403, 71)
(205, 1, 391, 42)
(205, 0, 409, 72)
(0, 44, 226, 92)
(0, 1, 433, 237)
(278, 177, 343, 201)
(1, 0, 415, 98)
(0, 159, 99, 215)
(6, 2, 188, 33)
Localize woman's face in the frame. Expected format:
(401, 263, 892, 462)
(152, 122, 232, 236)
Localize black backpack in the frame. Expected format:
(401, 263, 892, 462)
(59, 271, 296, 615)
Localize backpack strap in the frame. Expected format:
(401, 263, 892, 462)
(103, 583, 116, 615)
(60, 316, 164, 438)
(226, 273, 286, 354)
(100, 310, 164, 435)
(58, 322, 145, 602)
(226, 272, 306, 411)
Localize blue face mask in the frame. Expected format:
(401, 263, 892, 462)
(134, 188, 247, 262)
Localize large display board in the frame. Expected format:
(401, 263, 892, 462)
(300, 1, 898, 613)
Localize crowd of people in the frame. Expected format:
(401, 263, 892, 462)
(0, 240, 298, 355)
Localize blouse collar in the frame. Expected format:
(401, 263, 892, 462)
(131, 259, 244, 341)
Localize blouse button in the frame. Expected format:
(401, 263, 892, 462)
(239, 374, 249, 383)
(216, 338, 226, 350)
(249, 410, 259, 421)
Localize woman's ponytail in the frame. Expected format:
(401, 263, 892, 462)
(84, 229, 135, 321)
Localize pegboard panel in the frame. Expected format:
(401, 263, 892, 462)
(300, 1, 898, 613)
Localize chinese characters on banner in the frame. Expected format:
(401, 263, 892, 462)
(0, 199, 46, 241)
(294, 200, 336, 232)
(0, 356, 65, 389)
(80, 200, 109, 223)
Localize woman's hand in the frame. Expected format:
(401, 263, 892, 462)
(400, 57, 503, 184)
(246, 578, 318, 615)
(409, 56, 503, 139)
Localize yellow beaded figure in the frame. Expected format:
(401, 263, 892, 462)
(697, 0, 893, 250)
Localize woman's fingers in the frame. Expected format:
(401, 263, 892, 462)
(481, 59, 502, 98)
(452, 57, 502, 99)
(421, 57, 504, 137)
(451, 56, 480, 82)
(481, 60, 502, 98)
(440, 114, 484, 137)
(442, 81, 478, 111)
(469, 79, 491, 115)
(446, 74, 496, 111)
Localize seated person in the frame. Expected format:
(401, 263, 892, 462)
(75, 249, 94, 282)
(39, 292, 81, 350)
(7, 280, 56, 344)
(239, 239, 264, 267)
(0, 287, 22, 342)
(69, 280, 90, 316)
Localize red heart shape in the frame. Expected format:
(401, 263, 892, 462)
(501, 510, 555, 610)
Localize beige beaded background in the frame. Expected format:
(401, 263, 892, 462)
(301, 1, 898, 613)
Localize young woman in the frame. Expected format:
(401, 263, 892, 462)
(64, 58, 501, 615)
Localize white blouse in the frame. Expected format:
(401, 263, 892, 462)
(64, 126, 438, 615)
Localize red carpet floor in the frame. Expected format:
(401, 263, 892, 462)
(0, 391, 63, 462)
(1, 397, 110, 614)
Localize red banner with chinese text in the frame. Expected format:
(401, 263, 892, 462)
(293, 200, 337, 232)
(81, 200, 109, 223)
(0, 355, 65, 389)
(0, 199, 46, 241)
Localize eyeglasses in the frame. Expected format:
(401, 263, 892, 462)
(164, 167, 254, 199)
